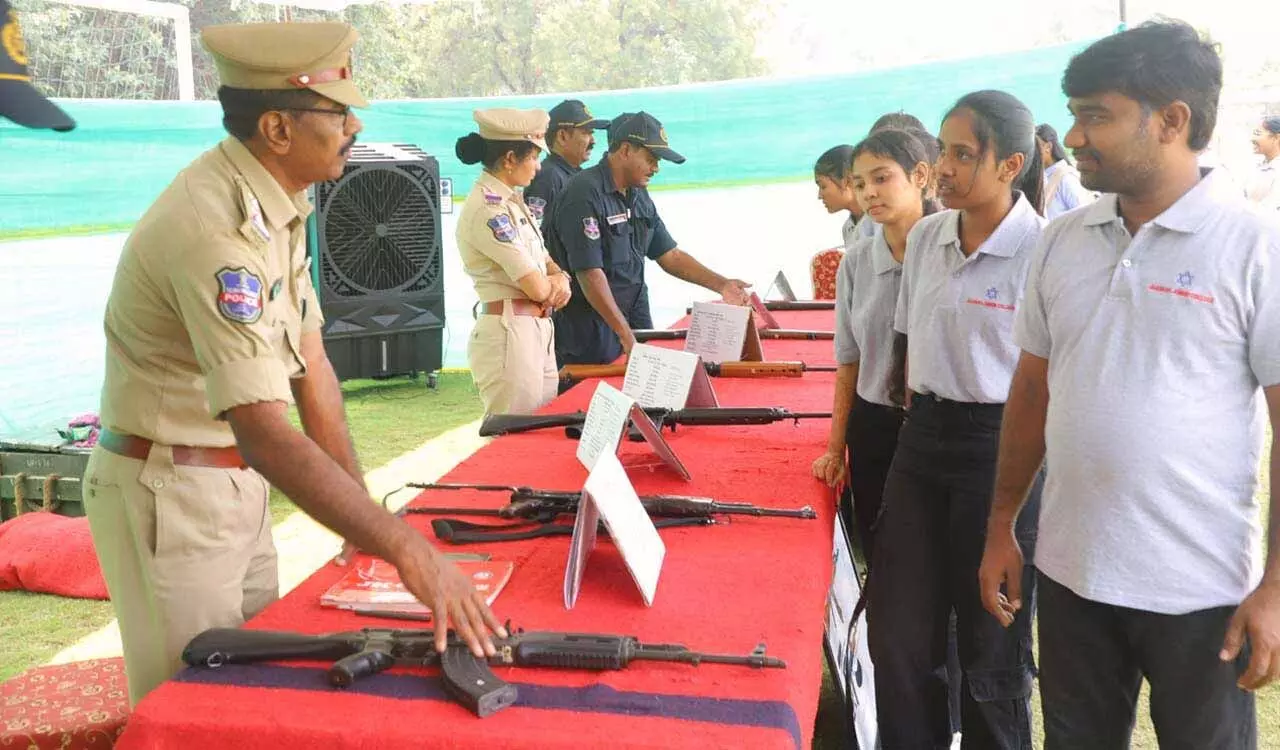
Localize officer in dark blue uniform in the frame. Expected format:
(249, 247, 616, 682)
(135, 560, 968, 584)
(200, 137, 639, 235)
(0, 0, 76, 131)
(545, 111, 750, 366)
(524, 99, 608, 227)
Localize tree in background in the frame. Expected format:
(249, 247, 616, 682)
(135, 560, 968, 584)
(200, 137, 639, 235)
(15, 0, 769, 101)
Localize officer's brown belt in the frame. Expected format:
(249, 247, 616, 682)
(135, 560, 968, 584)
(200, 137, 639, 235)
(98, 428, 249, 469)
(481, 299, 551, 318)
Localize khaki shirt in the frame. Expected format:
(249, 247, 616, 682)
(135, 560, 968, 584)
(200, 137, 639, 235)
(456, 171, 549, 302)
(99, 137, 323, 447)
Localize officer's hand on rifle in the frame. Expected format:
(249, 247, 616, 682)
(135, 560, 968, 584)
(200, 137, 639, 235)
(392, 536, 508, 657)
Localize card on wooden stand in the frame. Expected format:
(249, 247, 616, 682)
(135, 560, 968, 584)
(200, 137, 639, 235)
(563, 452, 666, 609)
(622, 344, 719, 409)
(748, 291, 781, 330)
(575, 381, 690, 481)
(685, 301, 764, 364)
(764, 270, 798, 301)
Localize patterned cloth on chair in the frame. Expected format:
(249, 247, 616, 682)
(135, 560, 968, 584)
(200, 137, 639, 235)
(1, 658, 129, 748)
(810, 247, 845, 300)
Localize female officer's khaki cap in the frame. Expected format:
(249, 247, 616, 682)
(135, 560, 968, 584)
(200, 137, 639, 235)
(473, 108, 549, 153)
(201, 22, 368, 108)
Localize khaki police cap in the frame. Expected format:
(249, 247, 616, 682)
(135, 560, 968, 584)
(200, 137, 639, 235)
(201, 22, 368, 108)
(474, 108, 549, 153)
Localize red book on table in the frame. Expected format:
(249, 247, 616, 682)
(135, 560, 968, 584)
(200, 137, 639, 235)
(320, 558, 514, 618)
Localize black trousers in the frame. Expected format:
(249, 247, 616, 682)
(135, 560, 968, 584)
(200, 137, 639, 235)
(867, 394, 1042, 750)
(1037, 571, 1257, 750)
(842, 394, 906, 557)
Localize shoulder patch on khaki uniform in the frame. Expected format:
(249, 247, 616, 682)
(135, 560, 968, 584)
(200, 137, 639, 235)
(215, 266, 266, 323)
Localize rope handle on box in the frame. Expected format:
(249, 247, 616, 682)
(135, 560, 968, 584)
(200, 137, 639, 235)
(10, 472, 62, 514)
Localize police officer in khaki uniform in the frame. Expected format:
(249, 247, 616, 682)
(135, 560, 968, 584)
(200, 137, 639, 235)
(456, 108, 572, 415)
(83, 21, 505, 707)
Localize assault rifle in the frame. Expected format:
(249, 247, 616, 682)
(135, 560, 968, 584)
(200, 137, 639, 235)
(183, 625, 786, 718)
(634, 328, 834, 342)
(429, 516, 715, 544)
(558, 360, 837, 384)
(403, 483, 817, 521)
(478, 406, 831, 438)
(685, 299, 835, 313)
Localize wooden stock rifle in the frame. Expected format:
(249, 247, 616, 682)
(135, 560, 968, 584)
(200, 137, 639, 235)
(557, 360, 838, 383)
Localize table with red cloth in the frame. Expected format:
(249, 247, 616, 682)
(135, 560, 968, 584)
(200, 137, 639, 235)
(114, 309, 840, 750)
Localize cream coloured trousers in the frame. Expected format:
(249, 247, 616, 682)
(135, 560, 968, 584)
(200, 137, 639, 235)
(83, 444, 276, 707)
(468, 303, 557, 415)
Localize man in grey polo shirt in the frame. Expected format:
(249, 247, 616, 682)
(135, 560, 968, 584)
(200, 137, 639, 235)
(979, 20, 1280, 748)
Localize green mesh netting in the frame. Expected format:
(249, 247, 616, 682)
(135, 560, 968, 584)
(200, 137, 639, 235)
(0, 39, 1089, 236)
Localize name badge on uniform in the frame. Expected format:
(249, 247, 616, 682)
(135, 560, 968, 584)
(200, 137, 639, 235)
(583, 217, 601, 240)
(488, 214, 517, 243)
(605, 212, 628, 226)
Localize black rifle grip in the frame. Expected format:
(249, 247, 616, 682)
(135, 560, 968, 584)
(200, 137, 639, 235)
(328, 648, 396, 687)
(440, 646, 518, 717)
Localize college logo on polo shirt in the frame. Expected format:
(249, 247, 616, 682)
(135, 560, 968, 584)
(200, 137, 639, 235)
(965, 286, 1015, 312)
(1148, 270, 1214, 305)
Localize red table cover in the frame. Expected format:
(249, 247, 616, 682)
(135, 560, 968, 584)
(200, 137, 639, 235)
(115, 309, 839, 750)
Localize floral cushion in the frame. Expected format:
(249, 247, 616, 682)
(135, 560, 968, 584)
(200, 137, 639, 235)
(1, 658, 128, 749)
(810, 248, 845, 300)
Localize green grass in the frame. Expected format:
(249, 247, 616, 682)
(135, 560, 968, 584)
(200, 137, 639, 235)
(0, 371, 484, 681)
(266, 370, 484, 525)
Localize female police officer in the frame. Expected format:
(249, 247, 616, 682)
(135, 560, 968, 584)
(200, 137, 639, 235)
(456, 108, 572, 415)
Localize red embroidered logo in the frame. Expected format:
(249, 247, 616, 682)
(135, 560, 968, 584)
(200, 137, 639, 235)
(965, 286, 1015, 311)
(1148, 271, 1213, 305)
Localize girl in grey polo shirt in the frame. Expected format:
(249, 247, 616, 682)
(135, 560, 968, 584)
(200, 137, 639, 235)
(864, 90, 1047, 749)
(811, 127, 939, 558)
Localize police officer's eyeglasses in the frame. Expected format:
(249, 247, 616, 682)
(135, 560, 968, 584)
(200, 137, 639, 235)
(284, 106, 350, 129)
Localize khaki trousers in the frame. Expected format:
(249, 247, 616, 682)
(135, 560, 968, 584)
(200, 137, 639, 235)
(468, 305, 557, 415)
(82, 443, 277, 707)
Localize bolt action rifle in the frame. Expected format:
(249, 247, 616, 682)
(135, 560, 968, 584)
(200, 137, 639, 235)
(558, 360, 837, 384)
(478, 405, 831, 438)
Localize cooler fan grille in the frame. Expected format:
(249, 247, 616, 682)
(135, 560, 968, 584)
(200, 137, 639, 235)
(319, 164, 440, 297)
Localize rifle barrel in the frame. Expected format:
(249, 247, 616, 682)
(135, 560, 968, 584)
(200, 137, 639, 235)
(402, 506, 505, 517)
(713, 503, 817, 519)
(408, 483, 518, 493)
(633, 644, 786, 669)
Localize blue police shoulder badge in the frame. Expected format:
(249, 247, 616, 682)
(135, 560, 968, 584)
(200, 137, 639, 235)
(526, 196, 547, 220)
(482, 188, 503, 205)
(583, 217, 601, 241)
(215, 267, 264, 324)
(487, 214, 517, 243)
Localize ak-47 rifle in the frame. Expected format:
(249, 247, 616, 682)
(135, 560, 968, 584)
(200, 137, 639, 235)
(633, 328, 834, 342)
(558, 360, 837, 383)
(403, 482, 817, 521)
(478, 406, 831, 438)
(182, 625, 786, 718)
(685, 300, 835, 313)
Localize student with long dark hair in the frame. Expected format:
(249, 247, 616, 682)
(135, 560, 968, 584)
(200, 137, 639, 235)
(1036, 123, 1094, 218)
(815, 145, 865, 250)
(812, 128, 937, 554)
(866, 90, 1046, 748)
